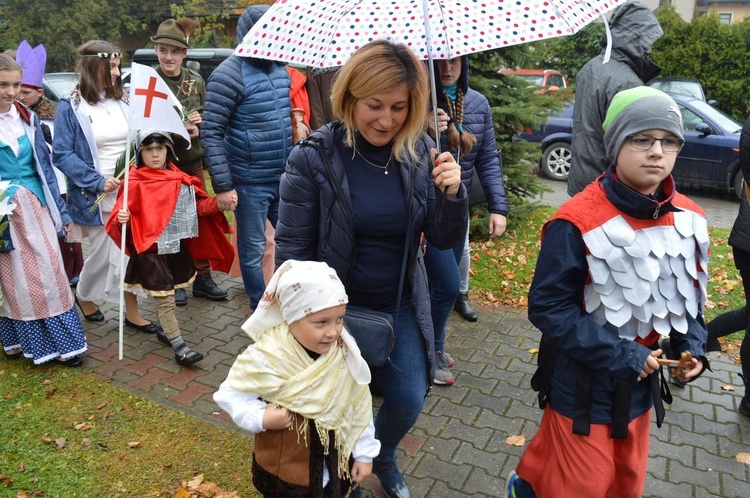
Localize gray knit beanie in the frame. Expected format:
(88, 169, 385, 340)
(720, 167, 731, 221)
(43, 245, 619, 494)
(603, 86, 683, 162)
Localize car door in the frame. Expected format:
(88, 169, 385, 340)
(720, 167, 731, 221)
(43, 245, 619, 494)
(673, 104, 729, 189)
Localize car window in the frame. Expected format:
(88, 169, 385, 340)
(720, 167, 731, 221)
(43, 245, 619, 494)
(688, 99, 742, 133)
(515, 74, 544, 86)
(679, 106, 706, 132)
(651, 80, 703, 100)
(546, 75, 564, 88)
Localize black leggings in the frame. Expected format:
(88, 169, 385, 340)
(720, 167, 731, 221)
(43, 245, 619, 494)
(706, 247, 750, 379)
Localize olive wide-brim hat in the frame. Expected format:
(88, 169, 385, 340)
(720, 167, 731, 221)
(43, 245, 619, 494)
(150, 19, 189, 49)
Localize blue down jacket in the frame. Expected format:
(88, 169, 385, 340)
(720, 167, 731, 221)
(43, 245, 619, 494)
(201, 5, 292, 193)
(275, 123, 469, 383)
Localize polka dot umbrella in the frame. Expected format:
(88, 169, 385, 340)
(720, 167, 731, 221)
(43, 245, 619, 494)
(236, 0, 626, 152)
(236, 0, 625, 67)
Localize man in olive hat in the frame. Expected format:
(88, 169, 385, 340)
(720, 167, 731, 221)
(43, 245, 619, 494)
(151, 18, 228, 304)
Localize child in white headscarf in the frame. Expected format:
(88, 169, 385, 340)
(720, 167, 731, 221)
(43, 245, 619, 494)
(214, 260, 378, 498)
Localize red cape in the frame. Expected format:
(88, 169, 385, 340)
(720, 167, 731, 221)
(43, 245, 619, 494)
(106, 163, 235, 274)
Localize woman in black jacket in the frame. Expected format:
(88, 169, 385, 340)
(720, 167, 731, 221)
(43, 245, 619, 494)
(275, 40, 468, 498)
(704, 113, 750, 417)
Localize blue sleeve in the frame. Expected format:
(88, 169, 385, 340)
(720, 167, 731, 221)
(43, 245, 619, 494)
(51, 99, 106, 194)
(528, 219, 650, 382)
(32, 114, 70, 226)
(201, 58, 243, 193)
(422, 135, 469, 250)
(473, 98, 508, 216)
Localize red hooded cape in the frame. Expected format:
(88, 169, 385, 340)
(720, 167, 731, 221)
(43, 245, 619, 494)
(106, 163, 235, 274)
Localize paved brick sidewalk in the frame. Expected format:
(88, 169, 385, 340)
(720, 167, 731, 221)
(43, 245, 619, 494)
(80, 274, 750, 497)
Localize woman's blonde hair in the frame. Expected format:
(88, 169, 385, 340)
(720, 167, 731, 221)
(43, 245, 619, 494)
(0, 53, 22, 73)
(331, 40, 429, 164)
(76, 40, 124, 105)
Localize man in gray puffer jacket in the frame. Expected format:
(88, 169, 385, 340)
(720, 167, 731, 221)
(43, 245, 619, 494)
(201, 5, 292, 308)
(567, 0, 663, 196)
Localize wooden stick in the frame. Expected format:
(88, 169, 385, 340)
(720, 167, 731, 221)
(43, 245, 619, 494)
(656, 358, 679, 366)
(89, 166, 129, 212)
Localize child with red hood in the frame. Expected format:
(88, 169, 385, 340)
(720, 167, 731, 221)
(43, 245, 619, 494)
(106, 130, 234, 366)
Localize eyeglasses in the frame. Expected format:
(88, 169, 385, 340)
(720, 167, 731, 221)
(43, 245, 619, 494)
(83, 51, 122, 59)
(626, 134, 684, 153)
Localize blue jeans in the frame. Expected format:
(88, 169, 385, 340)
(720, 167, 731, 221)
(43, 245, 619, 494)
(374, 299, 429, 462)
(424, 240, 464, 352)
(234, 182, 279, 308)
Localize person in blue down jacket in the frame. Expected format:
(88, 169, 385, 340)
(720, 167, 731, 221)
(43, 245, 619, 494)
(275, 40, 468, 498)
(201, 4, 292, 308)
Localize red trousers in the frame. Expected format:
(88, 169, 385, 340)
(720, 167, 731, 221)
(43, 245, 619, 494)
(517, 407, 651, 498)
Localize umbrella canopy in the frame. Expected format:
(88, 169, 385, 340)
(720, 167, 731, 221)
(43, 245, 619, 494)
(235, 0, 626, 67)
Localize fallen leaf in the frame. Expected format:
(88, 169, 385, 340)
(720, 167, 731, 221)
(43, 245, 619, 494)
(0, 474, 13, 485)
(56, 437, 67, 449)
(96, 402, 107, 410)
(721, 384, 735, 392)
(41, 379, 51, 385)
(97, 442, 108, 451)
(128, 441, 140, 449)
(41, 437, 53, 445)
(173, 489, 192, 498)
(737, 452, 750, 465)
(528, 348, 539, 354)
(187, 474, 205, 488)
(81, 438, 92, 447)
(74, 423, 91, 431)
(506, 435, 526, 447)
(44, 388, 58, 399)
(19, 462, 24, 471)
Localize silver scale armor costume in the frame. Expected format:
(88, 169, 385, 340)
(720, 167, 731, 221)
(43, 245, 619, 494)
(583, 209, 709, 341)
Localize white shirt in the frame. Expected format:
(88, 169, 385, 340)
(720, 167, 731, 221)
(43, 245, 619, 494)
(0, 104, 25, 156)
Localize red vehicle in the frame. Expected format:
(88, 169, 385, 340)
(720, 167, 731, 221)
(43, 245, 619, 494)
(498, 68, 569, 92)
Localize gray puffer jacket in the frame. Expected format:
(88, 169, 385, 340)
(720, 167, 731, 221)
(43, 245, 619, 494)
(275, 123, 469, 384)
(567, 0, 663, 196)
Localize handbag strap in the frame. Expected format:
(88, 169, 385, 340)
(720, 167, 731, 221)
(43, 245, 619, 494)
(305, 132, 413, 327)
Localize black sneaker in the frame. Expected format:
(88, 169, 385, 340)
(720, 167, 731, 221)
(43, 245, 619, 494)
(192, 274, 228, 301)
(175, 349, 204, 366)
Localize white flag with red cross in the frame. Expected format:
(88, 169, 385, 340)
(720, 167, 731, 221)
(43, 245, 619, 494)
(128, 62, 190, 145)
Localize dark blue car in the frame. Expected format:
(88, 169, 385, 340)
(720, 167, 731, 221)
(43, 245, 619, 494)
(521, 95, 743, 198)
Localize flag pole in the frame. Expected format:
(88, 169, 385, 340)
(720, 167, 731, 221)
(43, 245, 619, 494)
(118, 133, 132, 360)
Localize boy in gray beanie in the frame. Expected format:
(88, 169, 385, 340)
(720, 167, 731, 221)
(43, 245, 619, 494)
(506, 86, 709, 498)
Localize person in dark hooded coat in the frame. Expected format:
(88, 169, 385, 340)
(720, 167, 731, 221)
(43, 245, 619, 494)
(567, 0, 663, 196)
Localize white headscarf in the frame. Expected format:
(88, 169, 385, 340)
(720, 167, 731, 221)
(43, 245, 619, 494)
(241, 259, 371, 384)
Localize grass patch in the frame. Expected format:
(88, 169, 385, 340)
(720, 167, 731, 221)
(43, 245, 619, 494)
(0, 363, 259, 497)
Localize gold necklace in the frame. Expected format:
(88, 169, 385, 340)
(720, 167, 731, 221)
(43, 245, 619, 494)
(357, 150, 393, 175)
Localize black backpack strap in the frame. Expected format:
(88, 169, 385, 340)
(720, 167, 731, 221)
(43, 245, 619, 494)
(610, 379, 632, 439)
(530, 335, 558, 410)
(572, 363, 593, 436)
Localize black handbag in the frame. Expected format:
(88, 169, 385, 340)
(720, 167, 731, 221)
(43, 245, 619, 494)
(343, 306, 395, 367)
(310, 134, 414, 368)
